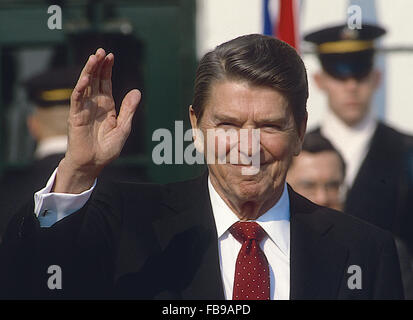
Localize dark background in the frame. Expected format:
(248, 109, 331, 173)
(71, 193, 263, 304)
(0, 0, 204, 185)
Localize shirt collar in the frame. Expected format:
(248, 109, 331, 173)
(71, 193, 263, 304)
(208, 176, 290, 255)
(35, 135, 67, 159)
(321, 109, 377, 145)
(320, 110, 378, 187)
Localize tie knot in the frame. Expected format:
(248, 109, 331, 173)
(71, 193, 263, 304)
(229, 222, 266, 243)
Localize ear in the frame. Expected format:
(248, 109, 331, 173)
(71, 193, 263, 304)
(294, 112, 308, 156)
(188, 105, 198, 131)
(313, 72, 326, 91)
(26, 113, 40, 141)
(188, 105, 204, 153)
(371, 69, 382, 90)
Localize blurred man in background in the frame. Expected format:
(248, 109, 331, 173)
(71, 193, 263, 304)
(24, 67, 76, 171)
(23, 67, 79, 186)
(304, 23, 413, 254)
(287, 131, 413, 298)
(0, 67, 78, 240)
(287, 131, 346, 211)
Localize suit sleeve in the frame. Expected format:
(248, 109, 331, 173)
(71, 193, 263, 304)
(0, 180, 123, 299)
(34, 168, 96, 227)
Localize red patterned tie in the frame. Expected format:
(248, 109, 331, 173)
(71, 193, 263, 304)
(229, 221, 270, 300)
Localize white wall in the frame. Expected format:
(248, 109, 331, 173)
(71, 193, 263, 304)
(196, 0, 263, 58)
(196, 0, 413, 134)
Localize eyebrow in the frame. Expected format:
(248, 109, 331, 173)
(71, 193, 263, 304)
(214, 113, 287, 124)
(214, 114, 243, 123)
(254, 116, 290, 128)
(255, 118, 286, 124)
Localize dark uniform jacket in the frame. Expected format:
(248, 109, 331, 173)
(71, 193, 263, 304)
(0, 172, 404, 299)
(311, 122, 413, 253)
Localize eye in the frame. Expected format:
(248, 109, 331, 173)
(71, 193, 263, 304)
(300, 181, 316, 190)
(262, 124, 281, 130)
(218, 122, 237, 127)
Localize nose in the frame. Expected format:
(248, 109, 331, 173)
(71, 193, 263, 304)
(238, 128, 260, 157)
(344, 77, 358, 91)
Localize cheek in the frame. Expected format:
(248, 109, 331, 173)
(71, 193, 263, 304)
(325, 82, 345, 100)
(359, 84, 375, 101)
(211, 130, 237, 159)
(214, 133, 234, 152)
(329, 90, 341, 103)
(201, 129, 238, 163)
(261, 133, 294, 160)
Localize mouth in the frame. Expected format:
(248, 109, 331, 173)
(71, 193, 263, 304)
(230, 163, 254, 167)
(346, 101, 360, 107)
(229, 160, 268, 166)
(228, 162, 269, 176)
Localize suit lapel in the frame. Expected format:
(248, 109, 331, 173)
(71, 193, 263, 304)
(346, 123, 384, 205)
(289, 187, 349, 299)
(344, 123, 403, 229)
(152, 172, 225, 299)
(116, 172, 350, 299)
(154, 181, 351, 300)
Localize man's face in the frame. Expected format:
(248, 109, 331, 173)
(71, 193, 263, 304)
(189, 80, 306, 213)
(314, 70, 380, 126)
(287, 151, 344, 211)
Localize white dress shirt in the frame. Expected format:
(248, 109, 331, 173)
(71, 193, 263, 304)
(34, 170, 290, 299)
(208, 177, 290, 300)
(34, 168, 95, 227)
(320, 110, 377, 189)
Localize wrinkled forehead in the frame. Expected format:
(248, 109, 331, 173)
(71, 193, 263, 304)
(201, 80, 292, 121)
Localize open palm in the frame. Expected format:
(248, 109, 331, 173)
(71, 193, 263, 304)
(55, 48, 141, 192)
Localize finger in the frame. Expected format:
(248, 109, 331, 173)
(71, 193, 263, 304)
(77, 53, 99, 99)
(71, 74, 90, 113)
(117, 89, 142, 134)
(71, 49, 106, 113)
(71, 54, 97, 114)
(100, 53, 114, 95)
(91, 48, 106, 95)
(79, 53, 98, 84)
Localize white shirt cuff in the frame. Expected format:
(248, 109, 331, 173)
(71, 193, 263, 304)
(34, 168, 97, 227)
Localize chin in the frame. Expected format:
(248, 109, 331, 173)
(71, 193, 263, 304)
(234, 179, 269, 199)
(341, 109, 367, 125)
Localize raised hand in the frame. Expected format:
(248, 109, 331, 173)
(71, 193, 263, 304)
(54, 48, 141, 193)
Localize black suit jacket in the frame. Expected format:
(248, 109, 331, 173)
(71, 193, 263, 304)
(0, 153, 146, 243)
(311, 123, 413, 253)
(0, 172, 404, 299)
(0, 153, 65, 242)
